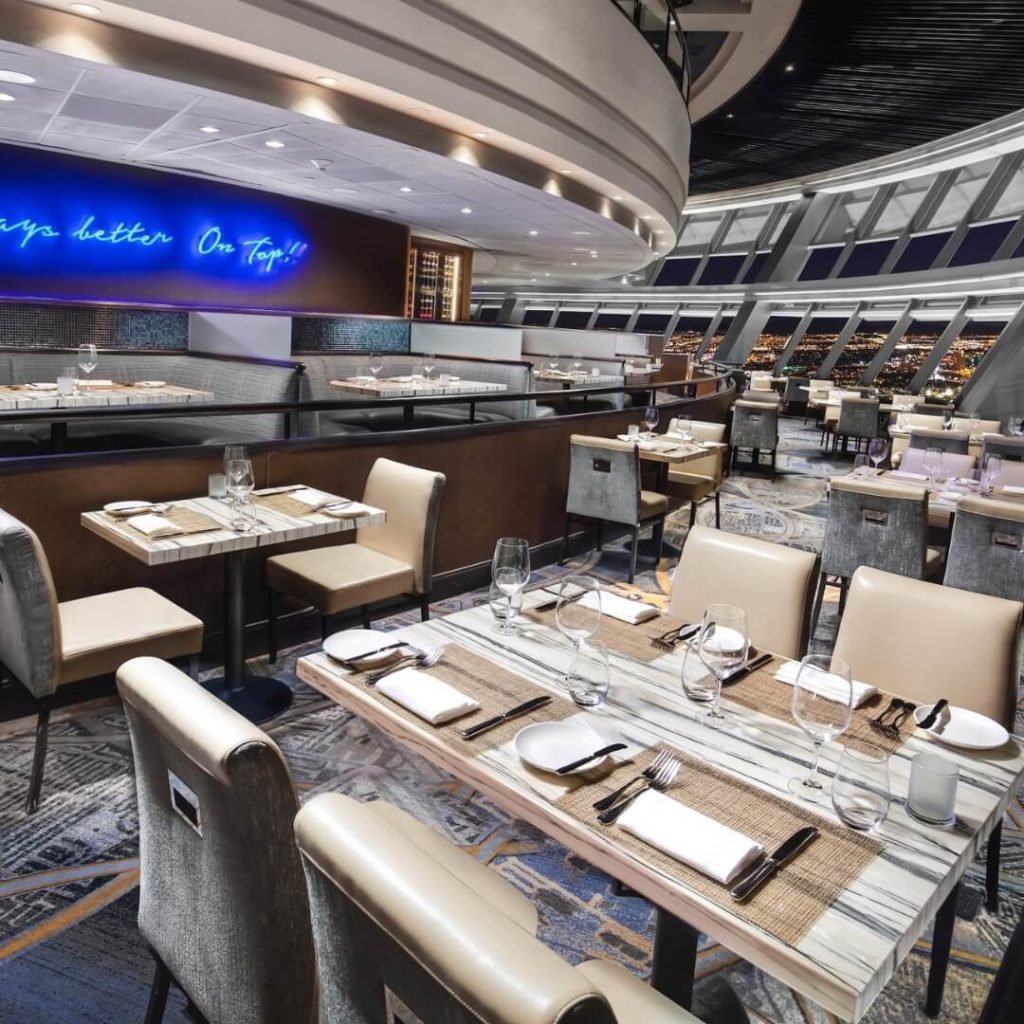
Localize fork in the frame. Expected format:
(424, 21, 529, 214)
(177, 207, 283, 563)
(883, 701, 917, 739)
(365, 648, 442, 685)
(598, 757, 681, 824)
(868, 698, 904, 733)
(592, 750, 673, 811)
(651, 622, 700, 653)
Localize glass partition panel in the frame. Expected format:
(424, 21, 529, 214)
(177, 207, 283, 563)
(635, 312, 672, 332)
(742, 250, 770, 283)
(522, 308, 555, 326)
(698, 254, 745, 285)
(875, 319, 944, 392)
(799, 245, 843, 280)
(745, 316, 800, 370)
(830, 319, 895, 386)
(837, 238, 896, 278)
(948, 219, 1016, 266)
(922, 319, 1005, 401)
(555, 310, 592, 329)
(784, 317, 848, 377)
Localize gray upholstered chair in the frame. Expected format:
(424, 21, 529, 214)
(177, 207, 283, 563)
(783, 375, 809, 413)
(832, 397, 880, 455)
(908, 427, 970, 455)
(0, 510, 202, 813)
(294, 791, 710, 1024)
(834, 567, 1022, 911)
(944, 495, 1024, 603)
(266, 458, 445, 661)
(729, 400, 779, 478)
(738, 389, 780, 405)
(117, 657, 315, 1024)
(913, 402, 954, 418)
(668, 526, 819, 659)
(811, 477, 942, 635)
(563, 435, 667, 583)
(663, 418, 726, 528)
(982, 435, 1024, 463)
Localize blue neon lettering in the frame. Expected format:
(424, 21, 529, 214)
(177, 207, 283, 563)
(196, 225, 236, 255)
(71, 215, 174, 247)
(0, 216, 61, 248)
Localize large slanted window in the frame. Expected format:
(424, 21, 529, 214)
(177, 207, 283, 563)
(948, 219, 1017, 266)
(522, 308, 554, 326)
(926, 158, 999, 229)
(678, 213, 722, 248)
(703, 317, 734, 360)
(922, 319, 1005, 402)
(745, 316, 800, 371)
(784, 316, 847, 377)
(830, 319, 895, 386)
(742, 250, 770, 283)
(634, 312, 672, 333)
(698, 254, 745, 285)
(799, 245, 842, 281)
(595, 311, 631, 330)
(655, 256, 700, 286)
(873, 177, 935, 234)
(476, 306, 500, 323)
(554, 309, 592, 329)
(892, 230, 953, 273)
(838, 239, 896, 278)
(665, 315, 711, 355)
(874, 319, 946, 393)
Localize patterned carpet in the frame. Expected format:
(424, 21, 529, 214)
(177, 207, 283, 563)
(0, 418, 1020, 1024)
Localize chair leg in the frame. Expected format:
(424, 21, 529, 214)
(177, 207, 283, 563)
(320, 614, 329, 642)
(266, 587, 279, 665)
(809, 571, 828, 639)
(770, 448, 777, 481)
(560, 515, 572, 565)
(653, 519, 665, 565)
(360, 604, 371, 629)
(628, 528, 639, 584)
(714, 490, 722, 529)
(25, 698, 53, 815)
(144, 955, 172, 1024)
(688, 500, 697, 527)
(186, 653, 200, 681)
(419, 594, 431, 622)
(837, 577, 849, 619)
(986, 820, 1003, 912)
(595, 521, 603, 551)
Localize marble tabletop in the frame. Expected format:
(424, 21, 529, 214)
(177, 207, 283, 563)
(0, 382, 214, 410)
(297, 596, 1024, 1022)
(81, 486, 386, 566)
(330, 377, 507, 399)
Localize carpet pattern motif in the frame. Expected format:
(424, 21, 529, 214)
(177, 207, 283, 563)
(0, 419, 1020, 1024)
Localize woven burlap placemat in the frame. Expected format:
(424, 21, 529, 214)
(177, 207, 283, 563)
(106, 507, 220, 536)
(254, 492, 325, 517)
(558, 746, 881, 945)
(356, 644, 576, 755)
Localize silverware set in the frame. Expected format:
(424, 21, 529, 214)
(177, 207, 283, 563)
(868, 697, 918, 739)
(364, 647, 443, 685)
(593, 752, 682, 824)
(650, 622, 700, 652)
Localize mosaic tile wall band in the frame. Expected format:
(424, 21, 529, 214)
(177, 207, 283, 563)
(292, 315, 411, 353)
(0, 303, 188, 350)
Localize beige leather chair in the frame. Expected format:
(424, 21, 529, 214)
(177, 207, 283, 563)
(834, 567, 1022, 912)
(294, 792, 706, 1024)
(664, 418, 726, 528)
(266, 458, 445, 661)
(0, 509, 202, 814)
(898, 447, 976, 478)
(668, 525, 819, 659)
(749, 370, 774, 392)
(119, 658, 536, 1024)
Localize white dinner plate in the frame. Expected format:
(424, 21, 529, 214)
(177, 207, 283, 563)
(103, 500, 155, 516)
(913, 703, 1009, 750)
(136, 380, 167, 388)
(514, 721, 608, 775)
(323, 628, 409, 665)
(27, 382, 58, 391)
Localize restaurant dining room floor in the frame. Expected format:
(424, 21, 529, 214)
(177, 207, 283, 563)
(1, 417, 1021, 1024)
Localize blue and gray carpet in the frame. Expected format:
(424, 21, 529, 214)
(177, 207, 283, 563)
(0, 419, 1020, 1024)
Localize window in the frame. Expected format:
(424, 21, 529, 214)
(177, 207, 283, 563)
(665, 315, 711, 355)
(922, 320, 1005, 401)
(799, 246, 842, 281)
(891, 230, 953, 273)
(926, 158, 999, 229)
(655, 257, 699, 286)
(763, 203, 795, 246)
(874, 319, 946, 392)
(595, 311, 631, 330)
(698, 254, 745, 285)
(837, 238, 896, 278)
(678, 213, 722, 248)
(522, 308, 554, 326)
(703, 317, 734, 360)
(476, 306, 500, 323)
(873, 176, 935, 234)
(721, 208, 771, 247)
(634, 312, 672, 333)
(831, 319, 895, 385)
(948, 219, 1016, 267)
(742, 251, 770, 283)
(989, 165, 1024, 219)
(816, 188, 876, 243)
(745, 316, 800, 370)
(555, 310, 591, 329)
(784, 317, 847, 377)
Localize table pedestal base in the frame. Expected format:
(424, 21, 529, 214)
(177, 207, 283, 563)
(202, 674, 293, 724)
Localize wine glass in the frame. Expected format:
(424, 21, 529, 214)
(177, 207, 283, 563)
(486, 580, 521, 635)
(566, 642, 611, 707)
(555, 575, 601, 649)
(223, 444, 248, 478)
(643, 405, 660, 438)
(981, 454, 1003, 495)
(788, 654, 853, 801)
(851, 454, 870, 477)
(867, 437, 888, 470)
(547, 357, 560, 374)
(831, 743, 891, 831)
(422, 352, 436, 380)
(942, 409, 954, 430)
(226, 458, 256, 533)
(922, 447, 942, 487)
(77, 343, 98, 384)
(368, 351, 385, 380)
(895, 412, 908, 433)
(492, 538, 530, 636)
(675, 415, 693, 441)
(572, 352, 584, 374)
(697, 604, 749, 726)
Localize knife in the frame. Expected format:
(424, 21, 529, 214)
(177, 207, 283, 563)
(720, 651, 773, 685)
(918, 698, 948, 731)
(460, 695, 552, 740)
(556, 742, 627, 775)
(730, 826, 819, 902)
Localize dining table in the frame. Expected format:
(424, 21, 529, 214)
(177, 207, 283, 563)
(625, 433, 728, 490)
(330, 376, 507, 399)
(297, 591, 1024, 1023)
(82, 485, 386, 723)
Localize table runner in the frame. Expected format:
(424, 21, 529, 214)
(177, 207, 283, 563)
(557, 746, 881, 946)
(353, 644, 576, 755)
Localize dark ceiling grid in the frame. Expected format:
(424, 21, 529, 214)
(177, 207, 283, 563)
(687, 0, 1024, 193)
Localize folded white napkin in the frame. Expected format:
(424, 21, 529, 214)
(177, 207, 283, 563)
(126, 513, 182, 539)
(617, 790, 763, 885)
(78, 379, 114, 387)
(290, 487, 342, 510)
(1002, 485, 1024, 495)
(889, 470, 928, 481)
(775, 661, 877, 708)
(323, 501, 373, 519)
(375, 667, 479, 725)
(580, 590, 658, 625)
(136, 380, 167, 388)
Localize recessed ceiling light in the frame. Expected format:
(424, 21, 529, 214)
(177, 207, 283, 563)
(642, 215, 654, 220)
(571, 230, 591, 236)
(199, 125, 220, 134)
(473, 131, 489, 139)
(333, 187, 359, 194)
(726, 113, 734, 119)
(0, 93, 14, 103)
(558, 168, 573, 175)
(528, 229, 539, 236)
(70, 3, 101, 15)
(590, 253, 599, 258)
(0, 71, 34, 85)
(399, 186, 413, 193)
(316, 76, 338, 87)
(612, 195, 624, 201)
(784, 63, 795, 72)
(264, 139, 285, 149)
(461, 206, 472, 214)
(571, 261, 578, 266)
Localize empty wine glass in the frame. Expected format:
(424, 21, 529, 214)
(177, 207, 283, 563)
(922, 447, 942, 487)
(492, 538, 530, 636)
(572, 352, 584, 374)
(226, 458, 256, 533)
(368, 351, 385, 380)
(851, 454, 870, 477)
(422, 352, 436, 380)
(832, 743, 891, 831)
(555, 575, 601, 649)
(981, 453, 1003, 495)
(566, 642, 611, 707)
(675, 415, 693, 441)
(77, 343, 98, 383)
(867, 437, 888, 470)
(942, 409, 954, 430)
(697, 604, 748, 726)
(895, 412, 909, 433)
(487, 580, 521, 634)
(223, 444, 248, 477)
(547, 357, 560, 373)
(643, 405, 660, 438)
(788, 654, 853, 801)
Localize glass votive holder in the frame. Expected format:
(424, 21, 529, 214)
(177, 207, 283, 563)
(57, 367, 77, 396)
(907, 752, 958, 827)
(438, 373, 451, 385)
(208, 473, 228, 499)
(627, 423, 640, 438)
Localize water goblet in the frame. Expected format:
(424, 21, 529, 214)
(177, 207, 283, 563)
(867, 437, 888, 470)
(566, 642, 610, 707)
(226, 458, 255, 532)
(788, 654, 853, 801)
(77, 343, 98, 384)
(643, 405, 660, 438)
(422, 352, 436, 380)
(492, 537, 530, 636)
(922, 446, 942, 487)
(555, 575, 601, 650)
(368, 351, 385, 380)
(696, 604, 748, 726)
(981, 453, 1003, 495)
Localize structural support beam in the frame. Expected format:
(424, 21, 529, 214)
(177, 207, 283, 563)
(773, 307, 817, 375)
(954, 302, 1024, 417)
(908, 302, 970, 394)
(715, 300, 771, 366)
(860, 303, 915, 384)
(816, 303, 865, 379)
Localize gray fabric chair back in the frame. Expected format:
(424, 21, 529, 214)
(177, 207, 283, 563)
(0, 509, 59, 699)
(783, 376, 808, 403)
(837, 397, 880, 439)
(566, 436, 640, 526)
(912, 403, 953, 417)
(982, 435, 1024, 463)
(908, 428, 969, 455)
(821, 477, 930, 579)
(117, 657, 315, 1024)
(295, 793, 617, 1024)
(944, 496, 1024, 603)
(731, 401, 778, 450)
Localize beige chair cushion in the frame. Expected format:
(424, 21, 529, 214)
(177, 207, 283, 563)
(899, 448, 976, 477)
(267, 544, 415, 616)
(665, 421, 725, 485)
(834, 567, 1023, 728)
(640, 490, 669, 519)
(669, 526, 818, 659)
(58, 589, 202, 686)
(577, 960, 702, 1024)
(366, 801, 538, 935)
(663, 472, 717, 502)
